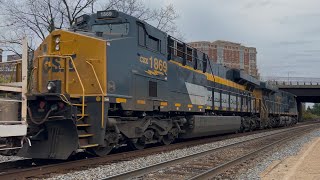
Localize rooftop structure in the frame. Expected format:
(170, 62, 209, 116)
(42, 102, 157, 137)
(189, 40, 259, 79)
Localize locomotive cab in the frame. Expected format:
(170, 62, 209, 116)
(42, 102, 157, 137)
(20, 12, 123, 159)
(20, 10, 171, 159)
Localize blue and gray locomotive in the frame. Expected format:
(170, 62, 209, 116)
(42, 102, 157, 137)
(12, 10, 297, 159)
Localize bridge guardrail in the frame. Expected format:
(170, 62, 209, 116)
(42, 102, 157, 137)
(261, 77, 320, 86)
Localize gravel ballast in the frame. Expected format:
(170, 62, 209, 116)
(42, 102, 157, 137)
(238, 129, 320, 180)
(0, 155, 23, 163)
(45, 126, 320, 180)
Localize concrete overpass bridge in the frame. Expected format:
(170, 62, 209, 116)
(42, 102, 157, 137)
(263, 77, 320, 121)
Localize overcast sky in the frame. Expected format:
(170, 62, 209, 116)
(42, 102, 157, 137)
(1, 0, 319, 79)
(146, 0, 320, 78)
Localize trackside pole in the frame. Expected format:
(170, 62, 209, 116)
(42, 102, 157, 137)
(21, 37, 28, 122)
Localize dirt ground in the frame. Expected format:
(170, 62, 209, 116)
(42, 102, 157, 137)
(261, 137, 320, 180)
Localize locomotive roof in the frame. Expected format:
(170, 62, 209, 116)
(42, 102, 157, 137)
(71, 10, 280, 93)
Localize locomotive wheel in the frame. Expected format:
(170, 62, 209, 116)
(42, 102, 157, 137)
(241, 117, 250, 132)
(92, 145, 113, 156)
(250, 119, 256, 131)
(92, 132, 118, 156)
(162, 134, 174, 145)
(129, 137, 146, 150)
(162, 128, 178, 145)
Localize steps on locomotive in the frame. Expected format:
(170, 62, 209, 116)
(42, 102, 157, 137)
(77, 123, 91, 127)
(70, 97, 98, 149)
(73, 104, 87, 107)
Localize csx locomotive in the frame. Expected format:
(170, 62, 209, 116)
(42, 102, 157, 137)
(15, 10, 297, 159)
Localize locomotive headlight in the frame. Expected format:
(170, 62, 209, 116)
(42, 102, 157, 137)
(47, 80, 61, 93)
(54, 35, 61, 51)
(47, 81, 56, 92)
(55, 44, 60, 51)
(55, 37, 60, 44)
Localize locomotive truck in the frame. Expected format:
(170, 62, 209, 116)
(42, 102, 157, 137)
(0, 10, 298, 159)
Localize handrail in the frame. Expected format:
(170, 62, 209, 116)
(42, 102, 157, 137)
(86, 60, 105, 128)
(85, 61, 104, 95)
(37, 55, 86, 121)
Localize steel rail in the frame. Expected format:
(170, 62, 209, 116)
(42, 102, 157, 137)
(0, 122, 317, 179)
(0, 129, 264, 178)
(189, 127, 316, 180)
(105, 124, 319, 180)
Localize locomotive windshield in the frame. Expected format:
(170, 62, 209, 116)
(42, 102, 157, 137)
(92, 23, 129, 36)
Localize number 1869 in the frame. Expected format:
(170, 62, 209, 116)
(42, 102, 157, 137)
(140, 56, 167, 73)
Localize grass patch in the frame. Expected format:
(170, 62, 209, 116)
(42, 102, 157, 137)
(302, 111, 320, 121)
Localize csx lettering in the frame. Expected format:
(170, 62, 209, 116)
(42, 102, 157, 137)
(139, 56, 167, 73)
(43, 58, 75, 73)
(139, 56, 148, 64)
(52, 58, 61, 72)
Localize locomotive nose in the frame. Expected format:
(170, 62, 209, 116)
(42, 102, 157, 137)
(34, 30, 107, 95)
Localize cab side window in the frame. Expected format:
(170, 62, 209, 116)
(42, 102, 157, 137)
(138, 23, 163, 54)
(149, 36, 160, 52)
(138, 25, 146, 46)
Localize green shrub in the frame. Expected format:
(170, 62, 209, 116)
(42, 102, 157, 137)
(302, 111, 320, 121)
(0, 76, 10, 83)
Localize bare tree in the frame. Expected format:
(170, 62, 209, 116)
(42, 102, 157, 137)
(61, 0, 95, 26)
(0, 0, 95, 56)
(152, 4, 179, 36)
(103, 0, 154, 21)
(0, 30, 35, 57)
(101, 0, 179, 35)
(0, 0, 180, 55)
(0, 0, 95, 40)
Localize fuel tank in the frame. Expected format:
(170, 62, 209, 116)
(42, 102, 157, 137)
(180, 115, 241, 139)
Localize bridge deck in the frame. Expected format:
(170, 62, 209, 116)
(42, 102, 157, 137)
(277, 85, 320, 89)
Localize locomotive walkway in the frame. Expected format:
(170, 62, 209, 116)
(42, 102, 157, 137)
(261, 137, 320, 180)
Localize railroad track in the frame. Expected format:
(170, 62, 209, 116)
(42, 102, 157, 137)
(107, 123, 320, 180)
(0, 122, 318, 179)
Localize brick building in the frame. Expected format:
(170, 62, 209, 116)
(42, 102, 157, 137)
(7, 54, 22, 61)
(188, 40, 259, 79)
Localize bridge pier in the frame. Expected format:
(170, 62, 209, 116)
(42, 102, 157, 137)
(297, 101, 303, 122)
